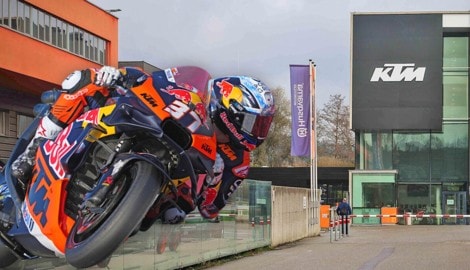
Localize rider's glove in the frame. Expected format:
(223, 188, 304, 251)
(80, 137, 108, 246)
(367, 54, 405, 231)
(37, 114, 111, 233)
(95, 66, 121, 87)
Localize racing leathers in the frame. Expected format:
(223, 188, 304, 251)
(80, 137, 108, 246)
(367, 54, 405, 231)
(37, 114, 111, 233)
(11, 66, 124, 184)
(198, 141, 250, 219)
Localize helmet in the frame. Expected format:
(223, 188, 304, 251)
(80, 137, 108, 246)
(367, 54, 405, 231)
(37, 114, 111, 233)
(209, 76, 275, 151)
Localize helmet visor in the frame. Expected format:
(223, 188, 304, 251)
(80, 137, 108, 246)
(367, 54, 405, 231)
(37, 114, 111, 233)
(241, 113, 274, 139)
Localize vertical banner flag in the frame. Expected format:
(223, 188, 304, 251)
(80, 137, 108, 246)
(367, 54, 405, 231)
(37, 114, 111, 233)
(290, 64, 310, 157)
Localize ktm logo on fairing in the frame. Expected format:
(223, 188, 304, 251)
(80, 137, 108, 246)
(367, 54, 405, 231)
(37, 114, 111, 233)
(201, 143, 213, 155)
(140, 93, 158, 107)
(370, 63, 426, 82)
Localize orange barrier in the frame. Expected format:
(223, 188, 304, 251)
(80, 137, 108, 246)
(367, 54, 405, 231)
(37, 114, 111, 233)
(320, 205, 331, 229)
(381, 207, 398, 224)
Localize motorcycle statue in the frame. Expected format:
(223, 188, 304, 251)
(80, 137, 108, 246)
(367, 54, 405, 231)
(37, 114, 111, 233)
(0, 66, 216, 268)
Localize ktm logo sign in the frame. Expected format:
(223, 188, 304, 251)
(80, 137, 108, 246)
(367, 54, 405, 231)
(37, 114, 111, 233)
(370, 63, 426, 82)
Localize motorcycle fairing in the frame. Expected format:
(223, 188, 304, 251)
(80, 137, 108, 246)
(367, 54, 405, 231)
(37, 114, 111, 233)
(23, 105, 119, 255)
(132, 76, 216, 163)
(2, 66, 218, 263)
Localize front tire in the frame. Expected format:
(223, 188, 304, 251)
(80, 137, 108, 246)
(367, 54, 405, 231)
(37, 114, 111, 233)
(65, 161, 162, 268)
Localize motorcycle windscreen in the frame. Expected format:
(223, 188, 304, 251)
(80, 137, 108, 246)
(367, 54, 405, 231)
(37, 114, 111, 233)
(155, 66, 212, 106)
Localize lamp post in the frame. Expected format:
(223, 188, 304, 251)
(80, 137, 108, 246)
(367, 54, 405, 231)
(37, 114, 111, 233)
(106, 9, 122, 13)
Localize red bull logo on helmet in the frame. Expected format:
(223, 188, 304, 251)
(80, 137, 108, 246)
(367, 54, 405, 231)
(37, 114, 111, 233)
(216, 79, 234, 98)
(216, 79, 243, 108)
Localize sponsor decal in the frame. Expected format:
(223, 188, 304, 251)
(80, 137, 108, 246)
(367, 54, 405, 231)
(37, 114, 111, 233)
(165, 68, 176, 83)
(161, 87, 193, 104)
(63, 88, 89, 100)
(216, 79, 234, 98)
(220, 111, 244, 141)
(76, 109, 100, 125)
(161, 86, 208, 122)
(219, 144, 237, 161)
(140, 92, 159, 107)
(164, 100, 202, 132)
(43, 125, 76, 178)
(294, 83, 308, 138)
(201, 143, 213, 155)
(370, 63, 426, 82)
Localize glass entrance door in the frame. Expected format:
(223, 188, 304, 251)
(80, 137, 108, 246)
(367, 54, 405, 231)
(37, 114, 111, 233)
(442, 191, 467, 225)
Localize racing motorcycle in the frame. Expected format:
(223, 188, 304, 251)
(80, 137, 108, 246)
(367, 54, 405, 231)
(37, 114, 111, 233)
(0, 66, 216, 268)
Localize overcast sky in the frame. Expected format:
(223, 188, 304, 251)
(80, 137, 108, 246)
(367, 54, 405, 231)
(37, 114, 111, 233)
(88, 0, 469, 107)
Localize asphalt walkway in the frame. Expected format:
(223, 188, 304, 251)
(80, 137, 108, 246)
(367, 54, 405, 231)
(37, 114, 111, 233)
(207, 225, 470, 270)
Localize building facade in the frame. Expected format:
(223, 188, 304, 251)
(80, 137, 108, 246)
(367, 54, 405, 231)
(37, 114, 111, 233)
(0, 0, 118, 161)
(351, 12, 470, 224)
(248, 167, 352, 206)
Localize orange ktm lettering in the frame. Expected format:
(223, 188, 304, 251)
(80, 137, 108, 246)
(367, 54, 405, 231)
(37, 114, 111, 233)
(132, 79, 169, 118)
(219, 143, 237, 161)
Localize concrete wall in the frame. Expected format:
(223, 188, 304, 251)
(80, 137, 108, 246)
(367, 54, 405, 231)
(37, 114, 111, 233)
(271, 186, 321, 247)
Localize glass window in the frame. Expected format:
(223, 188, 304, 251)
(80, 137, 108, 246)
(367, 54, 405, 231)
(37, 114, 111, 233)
(0, 0, 108, 64)
(17, 114, 33, 137)
(443, 37, 469, 119)
(61, 21, 68, 49)
(0, 1, 2, 25)
(17, 1, 24, 32)
(57, 19, 66, 48)
(393, 132, 430, 181)
(23, 4, 29, 34)
(68, 24, 77, 53)
(50, 16, 57, 45)
(358, 132, 393, 170)
(78, 30, 83, 55)
(98, 39, 106, 64)
(1, 0, 9, 26)
(84, 32, 90, 58)
(397, 184, 430, 213)
(444, 37, 469, 68)
(444, 72, 468, 118)
(362, 183, 395, 208)
(431, 123, 468, 182)
(90, 35, 96, 61)
(44, 13, 50, 42)
(9, 0, 17, 30)
(0, 110, 6, 136)
(397, 184, 442, 220)
(31, 8, 37, 38)
(38, 10, 44, 40)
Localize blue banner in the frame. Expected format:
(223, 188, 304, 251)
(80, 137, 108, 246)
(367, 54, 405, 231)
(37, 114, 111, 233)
(290, 65, 310, 157)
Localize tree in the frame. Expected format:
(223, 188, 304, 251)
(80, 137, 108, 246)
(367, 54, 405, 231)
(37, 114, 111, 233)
(316, 94, 354, 166)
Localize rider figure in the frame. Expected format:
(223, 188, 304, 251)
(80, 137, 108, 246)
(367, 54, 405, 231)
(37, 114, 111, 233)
(11, 66, 275, 225)
(197, 76, 275, 219)
(11, 66, 123, 184)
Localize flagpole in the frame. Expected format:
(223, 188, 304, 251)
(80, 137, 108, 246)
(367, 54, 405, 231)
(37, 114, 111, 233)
(309, 59, 318, 223)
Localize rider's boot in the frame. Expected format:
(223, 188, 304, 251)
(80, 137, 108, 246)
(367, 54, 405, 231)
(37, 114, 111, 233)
(11, 116, 63, 186)
(162, 206, 186, 224)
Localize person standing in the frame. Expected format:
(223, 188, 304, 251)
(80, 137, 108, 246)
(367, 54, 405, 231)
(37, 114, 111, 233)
(336, 198, 352, 236)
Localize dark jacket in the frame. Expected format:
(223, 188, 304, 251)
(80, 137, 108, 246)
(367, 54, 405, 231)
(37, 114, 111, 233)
(337, 202, 352, 216)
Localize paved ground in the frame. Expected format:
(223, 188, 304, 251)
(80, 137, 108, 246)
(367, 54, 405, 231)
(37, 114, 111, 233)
(207, 225, 470, 270)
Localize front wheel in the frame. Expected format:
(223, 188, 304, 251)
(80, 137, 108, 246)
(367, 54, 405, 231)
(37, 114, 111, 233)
(65, 161, 162, 268)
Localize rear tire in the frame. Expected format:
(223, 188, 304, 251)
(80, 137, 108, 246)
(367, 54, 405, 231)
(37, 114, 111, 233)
(65, 161, 162, 268)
